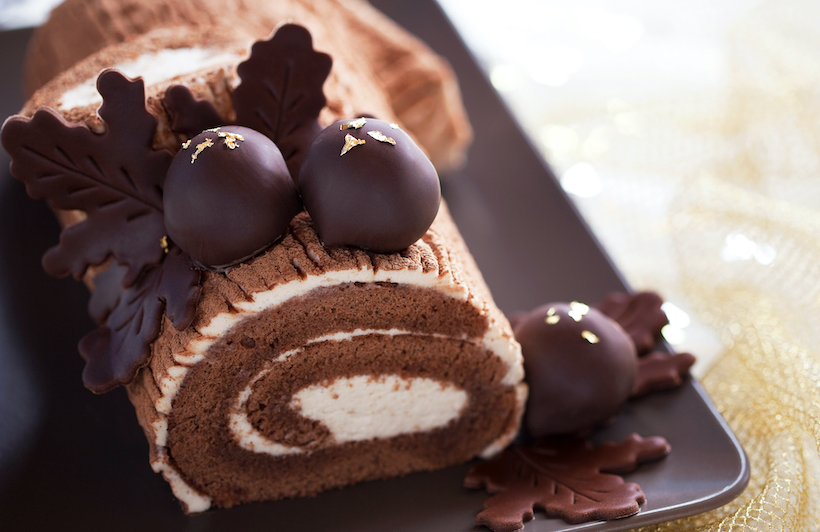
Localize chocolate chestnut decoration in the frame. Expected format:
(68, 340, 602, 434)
(514, 301, 637, 437)
(298, 118, 440, 253)
(164, 126, 302, 268)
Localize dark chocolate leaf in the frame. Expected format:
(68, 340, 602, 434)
(465, 434, 671, 531)
(232, 23, 332, 181)
(164, 84, 227, 138)
(1, 69, 173, 286)
(632, 351, 696, 397)
(160, 248, 202, 331)
(595, 291, 668, 355)
(79, 247, 201, 393)
(87, 262, 128, 324)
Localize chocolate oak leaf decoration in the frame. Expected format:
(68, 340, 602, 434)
(632, 351, 696, 398)
(87, 261, 128, 324)
(1, 69, 173, 287)
(465, 434, 671, 531)
(595, 291, 668, 355)
(2, 68, 204, 392)
(232, 23, 332, 180)
(80, 247, 201, 393)
(164, 84, 226, 138)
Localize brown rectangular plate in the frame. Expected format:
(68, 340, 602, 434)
(0, 2, 748, 530)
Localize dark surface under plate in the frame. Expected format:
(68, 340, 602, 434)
(0, 1, 748, 531)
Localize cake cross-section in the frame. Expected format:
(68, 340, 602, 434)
(130, 207, 525, 511)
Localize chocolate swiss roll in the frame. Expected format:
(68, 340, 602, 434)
(3, 1, 525, 513)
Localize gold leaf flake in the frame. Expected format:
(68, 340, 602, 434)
(218, 131, 245, 149)
(160, 236, 169, 254)
(340, 117, 367, 130)
(191, 137, 214, 163)
(203, 127, 221, 133)
(181, 140, 191, 149)
(545, 307, 560, 324)
(581, 330, 600, 344)
(341, 133, 366, 156)
(389, 123, 400, 129)
(367, 130, 396, 145)
(568, 301, 590, 322)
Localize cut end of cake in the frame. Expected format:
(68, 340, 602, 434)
(126, 208, 525, 512)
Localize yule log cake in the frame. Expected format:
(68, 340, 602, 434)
(2, 0, 525, 514)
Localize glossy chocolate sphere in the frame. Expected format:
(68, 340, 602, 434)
(164, 126, 302, 268)
(514, 302, 637, 437)
(298, 118, 440, 253)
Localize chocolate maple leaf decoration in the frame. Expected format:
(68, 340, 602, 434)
(165, 24, 331, 181)
(2, 69, 202, 393)
(80, 247, 200, 393)
(232, 23, 332, 180)
(632, 351, 696, 398)
(88, 261, 129, 325)
(595, 291, 668, 355)
(465, 434, 671, 531)
(163, 84, 226, 138)
(2, 69, 171, 286)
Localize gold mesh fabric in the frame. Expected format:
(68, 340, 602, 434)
(519, 1, 820, 528)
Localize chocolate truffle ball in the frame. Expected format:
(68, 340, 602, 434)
(164, 126, 302, 268)
(514, 301, 637, 437)
(298, 118, 440, 253)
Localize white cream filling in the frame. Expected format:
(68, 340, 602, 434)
(293, 375, 467, 441)
(58, 48, 241, 110)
